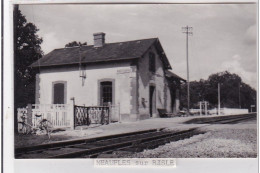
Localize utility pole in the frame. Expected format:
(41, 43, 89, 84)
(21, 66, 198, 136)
(182, 26, 193, 115)
(199, 101, 202, 116)
(238, 83, 241, 109)
(218, 83, 220, 115)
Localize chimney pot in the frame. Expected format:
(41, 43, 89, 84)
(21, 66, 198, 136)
(93, 32, 105, 47)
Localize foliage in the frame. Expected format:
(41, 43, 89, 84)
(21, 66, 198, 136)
(180, 71, 256, 110)
(14, 8, 43, 108)
(65, 41, 87, 48)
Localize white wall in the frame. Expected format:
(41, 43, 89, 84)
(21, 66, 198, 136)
(193, 108, 249, 115)
(38, 61, 135, 115)
(221, 108, 249, 115)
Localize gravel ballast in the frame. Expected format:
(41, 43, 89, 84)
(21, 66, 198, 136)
(115, 123, 257, 158)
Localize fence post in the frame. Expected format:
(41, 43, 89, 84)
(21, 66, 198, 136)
(107, 107, 110, 124)
(86, 107, 90, 126)
(27, 104, 33, 127)
(108, 102, 111, 124)
(118, 102, 121, 123)
(69, 98, 75, 130)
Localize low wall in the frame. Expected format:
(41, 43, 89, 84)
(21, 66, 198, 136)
(190, 108, 248, 115)
(190, 109, 200, 114)
(221, 108, 248, 115)
(209, 108, 217, 115)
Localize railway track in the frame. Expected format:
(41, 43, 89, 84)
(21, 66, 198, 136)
(184, 113, 256, 124)
(16, 128, 203, 158)
(15, 129, 162, 157)
(15, 113, 256, 159)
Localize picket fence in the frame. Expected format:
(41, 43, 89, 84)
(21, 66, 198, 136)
(17, 103, 120, 133)
(31, 104, 73, 128)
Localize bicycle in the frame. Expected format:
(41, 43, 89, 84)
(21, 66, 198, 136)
(18, 113, 53, 139)
(34, 114, 53, 139)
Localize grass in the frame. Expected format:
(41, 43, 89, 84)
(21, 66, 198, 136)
(15, 133, 74, 148)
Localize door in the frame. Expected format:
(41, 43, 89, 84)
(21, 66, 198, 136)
(149, 85, 155, 117)
(100, 81, 113, 106)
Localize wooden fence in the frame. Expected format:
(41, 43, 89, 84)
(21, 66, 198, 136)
(17, 103, 120, 132)
(17, 104, 74, 133)
(31, 104, 73, 128)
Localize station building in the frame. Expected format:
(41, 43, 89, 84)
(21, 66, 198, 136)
(30, 32, 185, 122)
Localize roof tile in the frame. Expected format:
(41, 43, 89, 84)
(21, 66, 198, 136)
(31, 38, 158, 67)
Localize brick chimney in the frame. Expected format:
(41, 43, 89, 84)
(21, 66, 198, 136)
(93, 32, 105, 47)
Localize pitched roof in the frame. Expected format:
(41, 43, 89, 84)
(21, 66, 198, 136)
(30, 38, 172, 69)
(165, 70, 186, 82)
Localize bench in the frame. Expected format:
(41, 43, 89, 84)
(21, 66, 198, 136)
(157, 109, 172, 118)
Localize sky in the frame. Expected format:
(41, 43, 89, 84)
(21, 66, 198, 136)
(20, 4, 257, 88)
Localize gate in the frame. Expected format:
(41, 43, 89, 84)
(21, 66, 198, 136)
(74, 106, 110, 127)
(32, 104, 71, 128)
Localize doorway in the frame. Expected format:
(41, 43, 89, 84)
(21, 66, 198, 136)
(100, 81, 113, 106)
(149, 85, 156, 117)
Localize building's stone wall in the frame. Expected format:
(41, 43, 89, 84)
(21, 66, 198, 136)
(174, 88, 180, 114)
(165, 79, 172, 113)
(137, 45, 167, 118)
(37, 45, 180, 122)
(38, 61, 135, 118)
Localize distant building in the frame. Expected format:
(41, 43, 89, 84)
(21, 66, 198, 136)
(31, 32, 185, 122)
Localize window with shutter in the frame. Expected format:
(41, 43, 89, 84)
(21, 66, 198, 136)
(149, 52, 156, 73)
(53, 82, 66, 104)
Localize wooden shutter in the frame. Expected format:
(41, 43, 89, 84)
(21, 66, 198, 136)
(149, 52, 155, 72)
(53, 83, 65, 104)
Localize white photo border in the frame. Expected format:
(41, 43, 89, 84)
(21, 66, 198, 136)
(2, 0, 259, 173)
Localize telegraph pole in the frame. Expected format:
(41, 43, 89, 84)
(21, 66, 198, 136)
(182, 26, 193, 115)
(238, 83, 241, 108)
(218, 83, 221, 115)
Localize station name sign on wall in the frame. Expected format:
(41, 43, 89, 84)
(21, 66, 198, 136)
(117, 67, 136, 74)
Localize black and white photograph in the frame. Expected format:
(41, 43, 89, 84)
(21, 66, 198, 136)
(11, 3, 257, 160)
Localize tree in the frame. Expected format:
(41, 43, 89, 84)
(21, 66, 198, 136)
(14, 6, 43, 132)
(206, 71, 242, 107)
(65, 41, 87, 48)
(180, 71, 256, 111)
